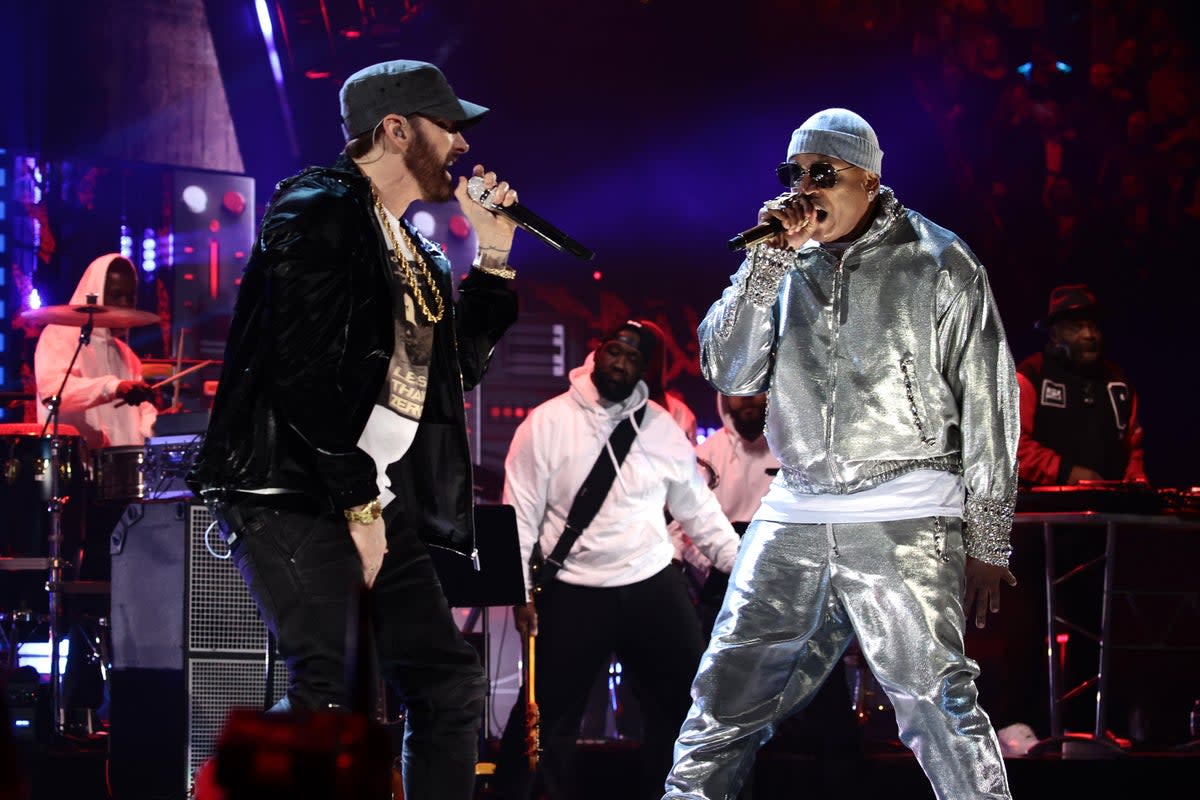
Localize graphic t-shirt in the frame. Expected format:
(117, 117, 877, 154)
(356, 206, 435, 508)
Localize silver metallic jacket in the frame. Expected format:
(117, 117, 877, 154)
(699, 187, 1018, 566)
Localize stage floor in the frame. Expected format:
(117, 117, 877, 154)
(12, 734, 1200, 799)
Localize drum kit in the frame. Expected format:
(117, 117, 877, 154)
(1, 300, 215, 737)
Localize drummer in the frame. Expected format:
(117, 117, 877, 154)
(33, 253, 158, 452)
(32, 253, 158, 578)
(28, 253, 160, 725)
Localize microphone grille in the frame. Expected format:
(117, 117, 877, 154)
(466, 175, 497, 208)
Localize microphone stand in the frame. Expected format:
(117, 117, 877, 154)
(38, 305, 96, 738)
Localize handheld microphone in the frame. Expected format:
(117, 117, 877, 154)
(727, 218, 783, 252)
(728, 192, 802, 251)
(467, 176, 595, 261)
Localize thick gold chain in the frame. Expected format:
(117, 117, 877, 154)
(372, 190, 445, 324)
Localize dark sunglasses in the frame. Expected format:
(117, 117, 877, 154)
(776, 161, 856, 189)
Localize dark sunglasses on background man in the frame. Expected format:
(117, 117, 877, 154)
(776, 161, 856, 189)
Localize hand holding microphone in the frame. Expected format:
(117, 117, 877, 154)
(455, 166, 519, 254)
(728, 192, 814, 251)
(464, 169, 595, 261)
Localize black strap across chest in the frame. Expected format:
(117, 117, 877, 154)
(530, 404, 647, 592)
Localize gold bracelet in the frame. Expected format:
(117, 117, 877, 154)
(344, 497, 382, 524)
(476, 264, 516, 279)
(472, 252, 516, 279)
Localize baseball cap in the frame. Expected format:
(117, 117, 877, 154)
(339, 60, 488, 139)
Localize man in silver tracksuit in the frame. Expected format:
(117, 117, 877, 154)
(662, 108, 1020, 800)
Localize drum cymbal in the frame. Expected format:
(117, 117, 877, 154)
(18, 304, 161, 328)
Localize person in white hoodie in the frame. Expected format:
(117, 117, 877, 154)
(33, 253, 157, 580)
(34, 253, 157, 452)
(675, 392, 779, 633)
(31, 253, 159, 724)
(490, 320, 740, 800)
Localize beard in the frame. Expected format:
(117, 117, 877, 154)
(591, 370, 637, 403)
(1049, 340, 1103, 375)
(1069, 345, 1103, 374)
(731, 411, 766, 442)
(404, 126, 454, 203)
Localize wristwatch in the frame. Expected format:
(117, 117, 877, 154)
(344, 497, 382, 525)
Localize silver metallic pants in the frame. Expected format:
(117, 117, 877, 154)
(662, 517, 1012, 800)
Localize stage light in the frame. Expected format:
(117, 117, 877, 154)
(223, 190, 246, 216)
(448, 215, 471, 239)
(1017, 60, 1071, 77)
(120, 224, 133, 260)
(411, 210, 436, 238)
(142, 228, 157, 273)
(255, 0, 285, 91)
(182, 184, 208, 214)
(17, 638, 70, 676)
(24, 158, 42, 204)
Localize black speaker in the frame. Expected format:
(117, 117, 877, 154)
(109, 501, 284, 799)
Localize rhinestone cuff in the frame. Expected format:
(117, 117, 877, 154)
(741, 244, 794, 308)
(963, 488, 1015, 566)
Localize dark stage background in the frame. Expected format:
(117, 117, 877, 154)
(3, 0, 1197, 489)
(1, 0, 1199, 772)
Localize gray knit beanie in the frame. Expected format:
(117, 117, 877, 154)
(786, 108, 883, 175)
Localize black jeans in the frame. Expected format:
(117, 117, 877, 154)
(220, 496, 487, 800)
(492, 565, 706, 800)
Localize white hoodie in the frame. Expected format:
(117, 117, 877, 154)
(672, 394, 781, 583)
(34, 253, 157, 451)
(503, 352, 739, 597)
(695, 393, 780, 526)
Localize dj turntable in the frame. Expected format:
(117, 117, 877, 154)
(1016, 480, 1165, 514)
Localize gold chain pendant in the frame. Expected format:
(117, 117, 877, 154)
(372, 190, 445, 324)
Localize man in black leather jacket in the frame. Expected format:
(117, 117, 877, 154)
(187, 60, 521, 799)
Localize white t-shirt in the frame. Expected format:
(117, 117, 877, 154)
(754, 469, 963, 524)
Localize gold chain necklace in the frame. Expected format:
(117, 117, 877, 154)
(372, 189, 445, 324)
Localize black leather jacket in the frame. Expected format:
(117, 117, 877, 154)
(187, 154, 518, 556)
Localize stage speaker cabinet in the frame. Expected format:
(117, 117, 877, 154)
(109, 500, 285, 799)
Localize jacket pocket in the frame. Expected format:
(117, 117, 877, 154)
(899, 354, 937, 448)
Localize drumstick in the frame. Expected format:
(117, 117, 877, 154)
(114, 360, 215, 406)
(149, 359, 215, 389)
